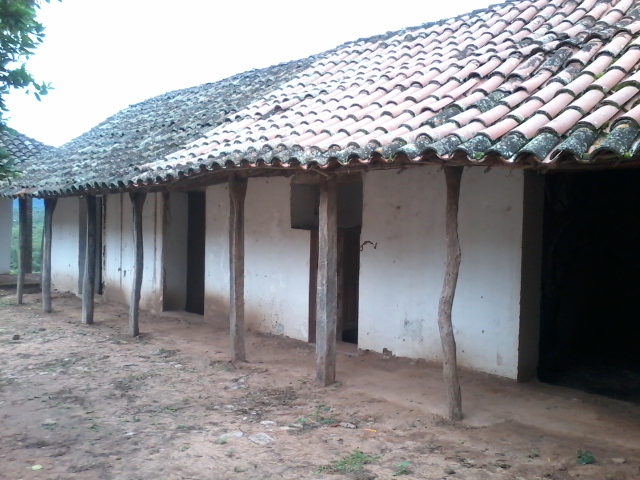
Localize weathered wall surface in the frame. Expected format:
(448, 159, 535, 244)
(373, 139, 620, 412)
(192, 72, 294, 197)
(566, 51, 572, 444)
(244, 178, 310, 340)
(51, 197, 81, 294)
(103, 193, 163, 312)
(204, 183, 230, 322)
(0, 198, 13, 273)
(79, 167, 529, 378)
(358, 167, 525, 379)
(205, 178, 310, 341)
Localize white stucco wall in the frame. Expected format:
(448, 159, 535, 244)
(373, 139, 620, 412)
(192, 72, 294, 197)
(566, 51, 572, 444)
(204, 183, 230, 321)
(0, 198, 13, 273)
(51, 197, 81, 293)
(102, 193, 163, 312)
(358, 167, 524, 378)
(205, 178, 310, 340)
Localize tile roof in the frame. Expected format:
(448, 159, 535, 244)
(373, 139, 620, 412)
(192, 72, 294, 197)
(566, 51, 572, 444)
(9, 0, 640, 196)
(0, 129, 53, 187)
(0, 59, 314, 196)
(0, 129, 52, 165)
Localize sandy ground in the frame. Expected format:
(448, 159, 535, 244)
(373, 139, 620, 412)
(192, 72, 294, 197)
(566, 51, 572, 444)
(0, 291, 639, 480)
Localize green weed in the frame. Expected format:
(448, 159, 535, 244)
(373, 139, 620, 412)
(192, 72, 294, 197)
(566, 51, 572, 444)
(577, 450, 596, 465)
(393, 461, 412, 476)
(316, 450, 378, 474)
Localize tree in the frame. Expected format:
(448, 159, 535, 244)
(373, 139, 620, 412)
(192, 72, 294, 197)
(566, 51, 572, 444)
(0, 0, 53, 178)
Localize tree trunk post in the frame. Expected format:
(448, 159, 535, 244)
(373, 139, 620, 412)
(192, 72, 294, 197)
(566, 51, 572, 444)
(315, 175, 338, 386)
(24, 197, 33, 273)
(81, 195, 97, 324)
(16, 197, 29, 304)
(229, 175, 248, 362)
(42, 198, 57, 313)
(129, 192, 146, 337)
(438, 166, 464, 421)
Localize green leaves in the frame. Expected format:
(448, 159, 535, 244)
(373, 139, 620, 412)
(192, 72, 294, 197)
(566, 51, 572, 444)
(576, 450, 596, 465)
(0, 1, 55, 117)
(0, 0, 56, 179)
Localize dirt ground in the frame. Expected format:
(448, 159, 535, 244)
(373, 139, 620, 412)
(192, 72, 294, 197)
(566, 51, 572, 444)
(0, 291, 639, 480)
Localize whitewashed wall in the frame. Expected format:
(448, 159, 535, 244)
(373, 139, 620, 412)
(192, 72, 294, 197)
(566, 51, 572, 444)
(203, 169, 527, 377)
(51, 197, 81, 293)
(102, 193, 163, 312)
(359, 167, 525, 378)
(0, 198, 13, 273)
(205, 183, 229, 320)
(44, 170, 531, 378)
(205, 178, 310, 340)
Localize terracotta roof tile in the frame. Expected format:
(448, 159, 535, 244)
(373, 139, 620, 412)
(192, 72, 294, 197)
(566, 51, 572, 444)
(9, 0, 640, 195)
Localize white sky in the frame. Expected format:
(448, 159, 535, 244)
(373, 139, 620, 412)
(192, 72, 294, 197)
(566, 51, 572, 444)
(5, 0, 498, 147)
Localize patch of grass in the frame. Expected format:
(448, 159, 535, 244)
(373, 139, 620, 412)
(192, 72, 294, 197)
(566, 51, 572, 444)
(215, 438, 227, 445)
(315, 403, 331, 415)
(317, 450, 378, 474)
(313, 403, 338, 424)
(226, 448, 236, 458)
(164, 405, 179, 413)
(393, 461, 412, 476)
(0, 297, 16, 307)
(233, 466, 246, 473)
(577, 450, 596, 465)
(88, 424, 100, 432)
(528, 449, 540, 458)
(319, 417, 338, 425)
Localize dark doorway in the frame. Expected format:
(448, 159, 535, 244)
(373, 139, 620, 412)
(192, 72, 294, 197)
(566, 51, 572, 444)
(337, 227, 361, 343)
(539, 169, 640, 402)
(185, 191, 205, 314)
(308, 228, 361, 344)
(292, 177, 363, 345)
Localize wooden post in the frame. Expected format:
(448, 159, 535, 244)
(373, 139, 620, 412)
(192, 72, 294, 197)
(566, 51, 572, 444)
(315, 175, 338, 386)
(229, 175, 248, 362)
(24, 197, 33, 273)
(81, 195, 97, 324)
(129, 192, 146, 337)
(16, 197, 29, 304)
(42, 198, 57, 313)
(437, 166, 464, 421)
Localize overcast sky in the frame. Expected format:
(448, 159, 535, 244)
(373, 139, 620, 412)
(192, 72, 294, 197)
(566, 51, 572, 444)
(5, 0, 498, 147)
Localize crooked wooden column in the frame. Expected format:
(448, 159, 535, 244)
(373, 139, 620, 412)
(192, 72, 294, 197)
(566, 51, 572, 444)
(315, 175, 338, 386)
(16, 197, 29, 304)
(437, 166, 464, 421)
(24, 197, 33, 274)
(129, 192, 146, 337)
(229, 175, 248, 362)
(81, 195, 97, 324)
(42, 198, 58, 313)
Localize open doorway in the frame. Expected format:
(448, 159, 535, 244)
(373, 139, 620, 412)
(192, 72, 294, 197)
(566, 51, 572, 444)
(539, 169, 640, 402)
(291, 177, 363, 345)
(163, 191, 205, 314)
(308, 227, 361, 344)
(185, 191, 205, 314)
